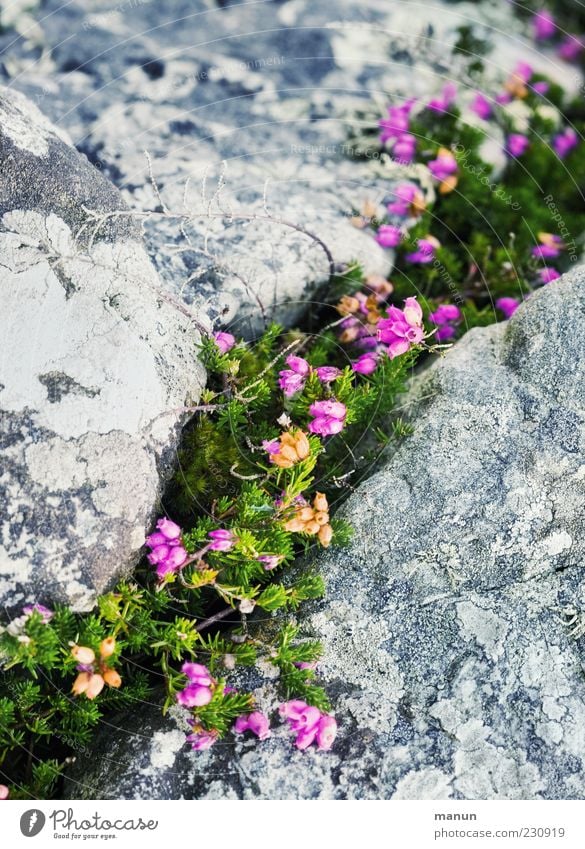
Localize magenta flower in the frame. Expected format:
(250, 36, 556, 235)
(471, 93, 492, 120)
(428, 304, 461, 324)
(496, 92, 512, 105)
(435, 325, 457, 341)
(375, 225, 402, 248)
(262, 439, 281, 455)
(186, 730, 218, 751)
(182, 662, 213, 686)
(427, 82, 457, 113)
(533, 81, 549, 95)
(514, 61, 533, 83)
(378, 298, 424, 359)
(234, 711, 271, 740)
(387, 183, 420, 217)
(315, 366, 341, 383)
(405, 237, 438, 265)
(177, 684, 213, 708)
(538, 267, 561, 284)
(496, 297, 520, 319)
(352, 352, 378, 375)
(531, 234, 564, 260)
(22, 603, 53, 623)
(156, 518, 182, 540)
(553, 128, 579, 158)
(315, 715, 338, 751)
(559, 35, 584, 62)
(257, 554, 282, 571)
(506, 134, 530, 157)
(208, 529, 236, 551)
(308, 399, 347, 436)
(379, 99, 415, 143)
(213, 331, 236, 354)
(533, 10, 556, 40)
(393, 133, 417, 164)
(428, 150, 458, 183)
(278, 354, 310, 397)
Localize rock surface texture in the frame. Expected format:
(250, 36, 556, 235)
(67, 270, 585, 799)
(2, 0, 568, 334)
(0, 85, 205, 612)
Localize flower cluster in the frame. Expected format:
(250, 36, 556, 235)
(428, 148, 458, 194)
(284, 492, 333, 547)
(278, 355, 340, 397)
(264, 429, 310, 468)
(531, 9, 583, 61)
(176, 662, 215, 707)
(145, 518, 188, 579)
(279, 700, 337, 750)
(378, 297, 424, 358)
(405, 236, 440, 265)
(428, 304, 462, 342)
(213, 331, 236, 354)
(71, 639, 121, 700)
(308, 399, 347, 436)
(379, 99, 417, 163)
(387, 182, 426, 219)
(234, 711, 271, 740)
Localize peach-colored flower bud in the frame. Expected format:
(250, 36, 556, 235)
(86, 674, 105, 699)
(293, 432, 310, 460)
(298, 506, 315, 522)
(272, 453, 295, 469)
(318, 524, 333, 547)
(72, 672, 91, 696)
(100, 637, 116, 658)
(337, 295, 360, 316)
(103, 668, 122, 689)
(314, 511, 330, 526)
(279, 443, 299, 463)
(284, 516, 307, 533)
(313, 492, 328, 513)
(304, 520, 321, 536)
(71, 645, 95, 665)
(339, 327, 360, 344)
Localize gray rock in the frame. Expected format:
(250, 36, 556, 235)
(7, 0, 569, 335)
(67, 270, 585, 799)
(0, 85, 206, 612)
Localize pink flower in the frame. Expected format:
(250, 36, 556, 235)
(513, 61, 533, 83)
(187, 730, 218, 750)
(471, 93, 492, 120)
(375, 225, 402, 248)
(378, 298, 424, 359)
(309, 399, 347, 421)
(496, 92, 512, 105)
(387, 183, 420, 217)
(379, 99, 416, 143)
(533, 10, 556, 40)
(182, 663, 213, 686)
(533, 81, 549, 95)
(294, 724, 319, 750)
(234, 711, 271, 740)
(496, 297, 520, 319)
(22, 603, 53, 623)
(0, 785, 8, 800)
(208, 529, 236, 551)
(506, 134, 530, 157)
(559, 35, 584, 62)
(427, 82, 457, 113)
(262, 439, 281, 454)
(538, 267, 561, 284)
(436, 325, 457, 341)
(531, 234, 564, 260)
(156, 518, 182, 540)
(405, 237, 439, 265)
(553, 128, 579, 158)
(308, 416, 345, 437)
(285, 355, 310, 376)
(213, 331, 236, 354)
(315, 366, 341, 383)
(257, 554, 282, 571)
(315, 715, 338, 751)
(428, 304, 461, 324)
(352, 353, 378, 375)
(278, 370, 305, 396)
(177, 684, 213, 708)
(393, 133, 417, 164)
(428, 150, 458, 183)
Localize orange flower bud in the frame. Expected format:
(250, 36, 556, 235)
(71, 645, 95, 665)
(298, 507, 315, 522)
(279, 443, 299, 462)
(86, 674, 105, 700)
(284, 517, 307, 533)
(100, 637, 116, 658)
(318, 524, 333, 547)
(314, 511, 330, 526)
(337, 295, 360, 316)
(103, 667, 122, 688)
(72, 672, 91, 696)
(304, 520, 321, 536)
(313, 492, 328, 513)
(272, 453, 295, 469)
(293, 432, 310, 460)
(439, 175, 458, 195)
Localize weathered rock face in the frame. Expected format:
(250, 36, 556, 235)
(4, 0, 569, 335)
(0, 85, 206, 612)
(67, 270, 585, 799)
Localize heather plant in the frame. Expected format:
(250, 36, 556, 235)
(0, 295, 430, 799)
